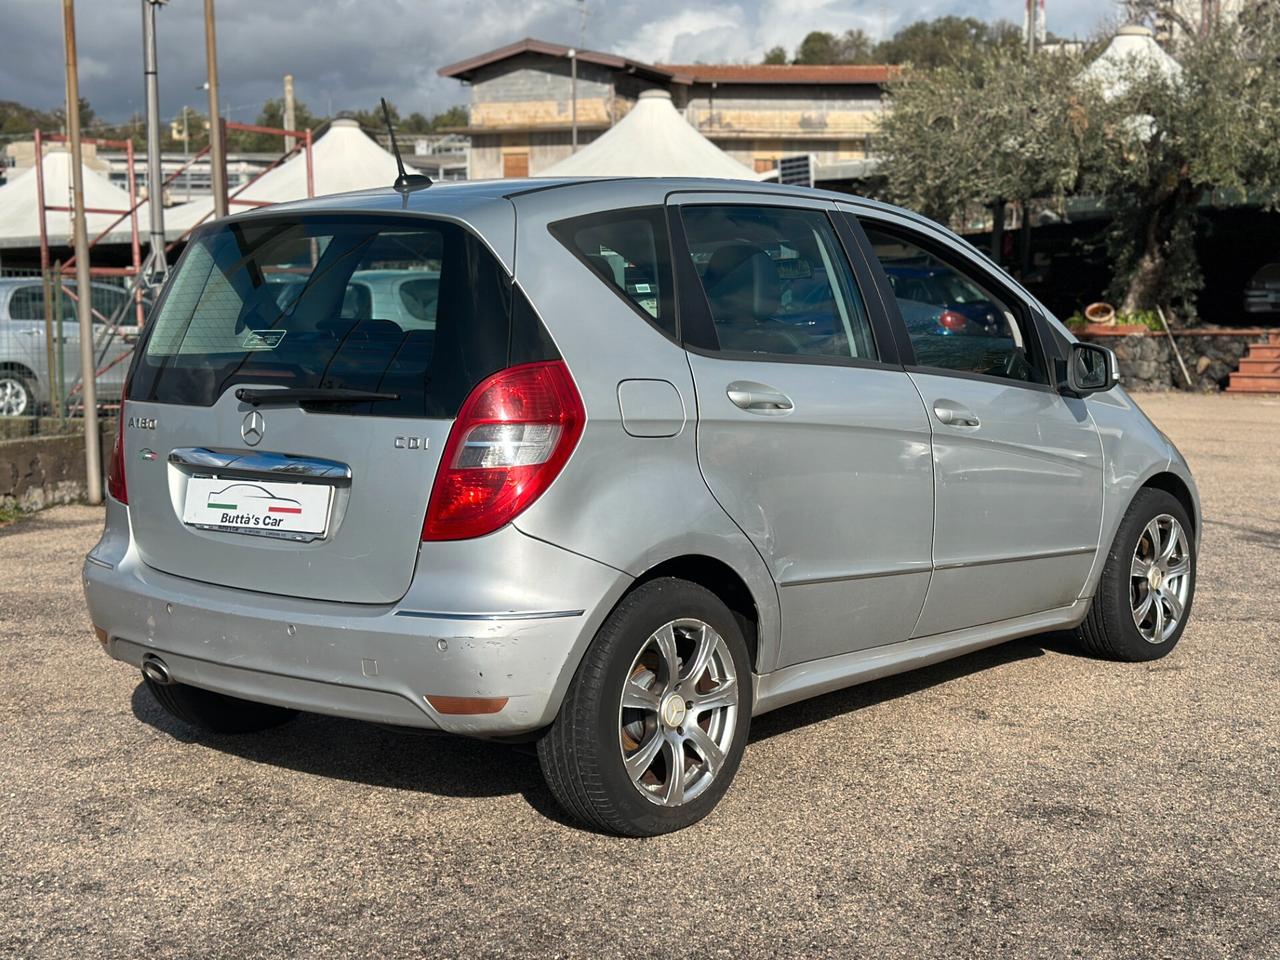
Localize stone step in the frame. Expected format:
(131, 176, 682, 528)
(1246, 344, 1280, 360)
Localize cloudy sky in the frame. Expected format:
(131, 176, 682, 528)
(5, 0, 1122, 124)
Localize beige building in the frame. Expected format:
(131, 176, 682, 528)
(438, 38, 891, 180)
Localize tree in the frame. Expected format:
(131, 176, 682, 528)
(791, 29, 876, 64)
(229, 97, 323, 152)
(875, 16, 1022, 68)
(1083, 10, 1280, 316)
(762, 45, 788, 64)
(878, 48, 1093, 224)
(878, 11, 1280, 319)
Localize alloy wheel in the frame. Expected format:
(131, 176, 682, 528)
(1130, 514, 1192, 644)
(0, 377, 29, 417)
(618, 618, 739, 807)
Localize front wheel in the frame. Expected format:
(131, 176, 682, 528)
(0, 372, 36, 418)
(1076, 488, 1196, 662)
(538, 578, 751, 836)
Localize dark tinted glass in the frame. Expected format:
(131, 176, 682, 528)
(549, 207, 676, 338)
(863, 226, 1044, 384)
(130, 215, 556, 417)
(680, 205, 876, 360)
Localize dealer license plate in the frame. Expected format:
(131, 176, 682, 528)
(182, 476, 333, 538)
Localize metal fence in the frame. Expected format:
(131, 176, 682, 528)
(0, 265, 144, 440)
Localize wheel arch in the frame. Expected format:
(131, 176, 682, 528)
(1140, 471, 1199, 537)
(0, 361, 38, 378)
(626, 555, 763, 672)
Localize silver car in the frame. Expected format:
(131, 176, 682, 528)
(83, 178, 1199, 836)
(0, 278, 142, 416)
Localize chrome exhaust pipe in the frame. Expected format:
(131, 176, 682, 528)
(141, 655, 173, 686)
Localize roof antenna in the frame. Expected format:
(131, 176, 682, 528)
(381, 98, 431, 194)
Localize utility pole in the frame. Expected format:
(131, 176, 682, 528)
(142, 0, 169, 287)
(284, 74, 296, 153)
(203, 0, 228, 217)
(567, 49, 578, 152)
(62, 0, 101, 504)
(180, 105, 191, 200)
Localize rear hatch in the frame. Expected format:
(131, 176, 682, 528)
(124, 210, 550, 604)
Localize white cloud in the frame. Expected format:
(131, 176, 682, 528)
(0, 0, 1120, 123)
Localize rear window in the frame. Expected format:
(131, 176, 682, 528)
(130, 215, 556, 417)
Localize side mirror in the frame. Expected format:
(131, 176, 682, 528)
(1066, 342, 1119, 395)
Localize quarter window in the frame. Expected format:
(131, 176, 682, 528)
(680, 205, 876, 361)
(863, 225, 1045, 384)
(549, 207, 675, 338)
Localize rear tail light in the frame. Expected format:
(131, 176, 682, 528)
(107, 409, 127, 504)
(422, 361, 585, 541)
(938, 310, 968, 333)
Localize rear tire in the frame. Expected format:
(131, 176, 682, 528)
(1075, 488, 1196, 662)
(538, 578, 751, 836)
(144, 675, 299, 734)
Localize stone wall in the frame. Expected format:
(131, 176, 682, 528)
(1082, 331, 1271, 391)
(0, 421, 112, 512)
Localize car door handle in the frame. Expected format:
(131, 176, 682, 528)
(933, 401, 980, 427)
(727, 381, 794, 414)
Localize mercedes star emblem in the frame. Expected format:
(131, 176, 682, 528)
(241, 410, 266, 446)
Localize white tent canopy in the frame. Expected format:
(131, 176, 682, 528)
(0, 151, 138, 249)
(539, 89, 757, 179)
(1082, 24, 1183, 100)
(166, 118, 403, 233)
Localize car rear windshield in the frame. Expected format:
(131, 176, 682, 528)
(129, 214, 556, 417)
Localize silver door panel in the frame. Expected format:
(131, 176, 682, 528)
(685, 353, 934, 668)
(907, 372, 1104, 636)
(780, 571, 931, 663)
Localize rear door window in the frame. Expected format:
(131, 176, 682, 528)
(131, 215, 555, 417)
(549, 207, 676, 338)
(679, 204, 877, 361)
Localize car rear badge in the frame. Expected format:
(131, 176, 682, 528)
(138, 448, 158, 461)
(394, 436, 429, 450)
(241, 410, 266, 446)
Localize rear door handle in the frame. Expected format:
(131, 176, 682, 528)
(727, 381, 794, 414)
(933, 401, 980, 428)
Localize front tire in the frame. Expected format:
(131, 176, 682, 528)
(144, 675, 299, 734)
(0, 371, 36, 418)
(1076, 488, 1196, 662)
(538, 578, 751, 836)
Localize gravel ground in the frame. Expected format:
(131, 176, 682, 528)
(1, 392, 1277, 959)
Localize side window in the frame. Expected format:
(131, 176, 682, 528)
(7, 285, 45, 321)
(863, 225, 1045, 384)
(549, 207, 675, 338)
(89, 285, 129, 324)
(680, 205, 876, 361)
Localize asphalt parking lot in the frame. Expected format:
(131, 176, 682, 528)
(2, 392, 1277, 959)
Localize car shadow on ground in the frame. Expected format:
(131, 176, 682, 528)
(130, 628, 1087, 829)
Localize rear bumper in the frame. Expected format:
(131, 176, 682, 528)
(84, 498, 630, 736)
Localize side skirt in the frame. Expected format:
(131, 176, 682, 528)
(751, 599, 1090, 717)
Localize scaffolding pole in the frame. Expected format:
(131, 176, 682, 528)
(63, 0, 102, 504)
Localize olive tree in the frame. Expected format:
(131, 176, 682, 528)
(877, 49, 1094, 225)
(878, 11, 1280, 319)
(1083, 12, 1280, 316)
